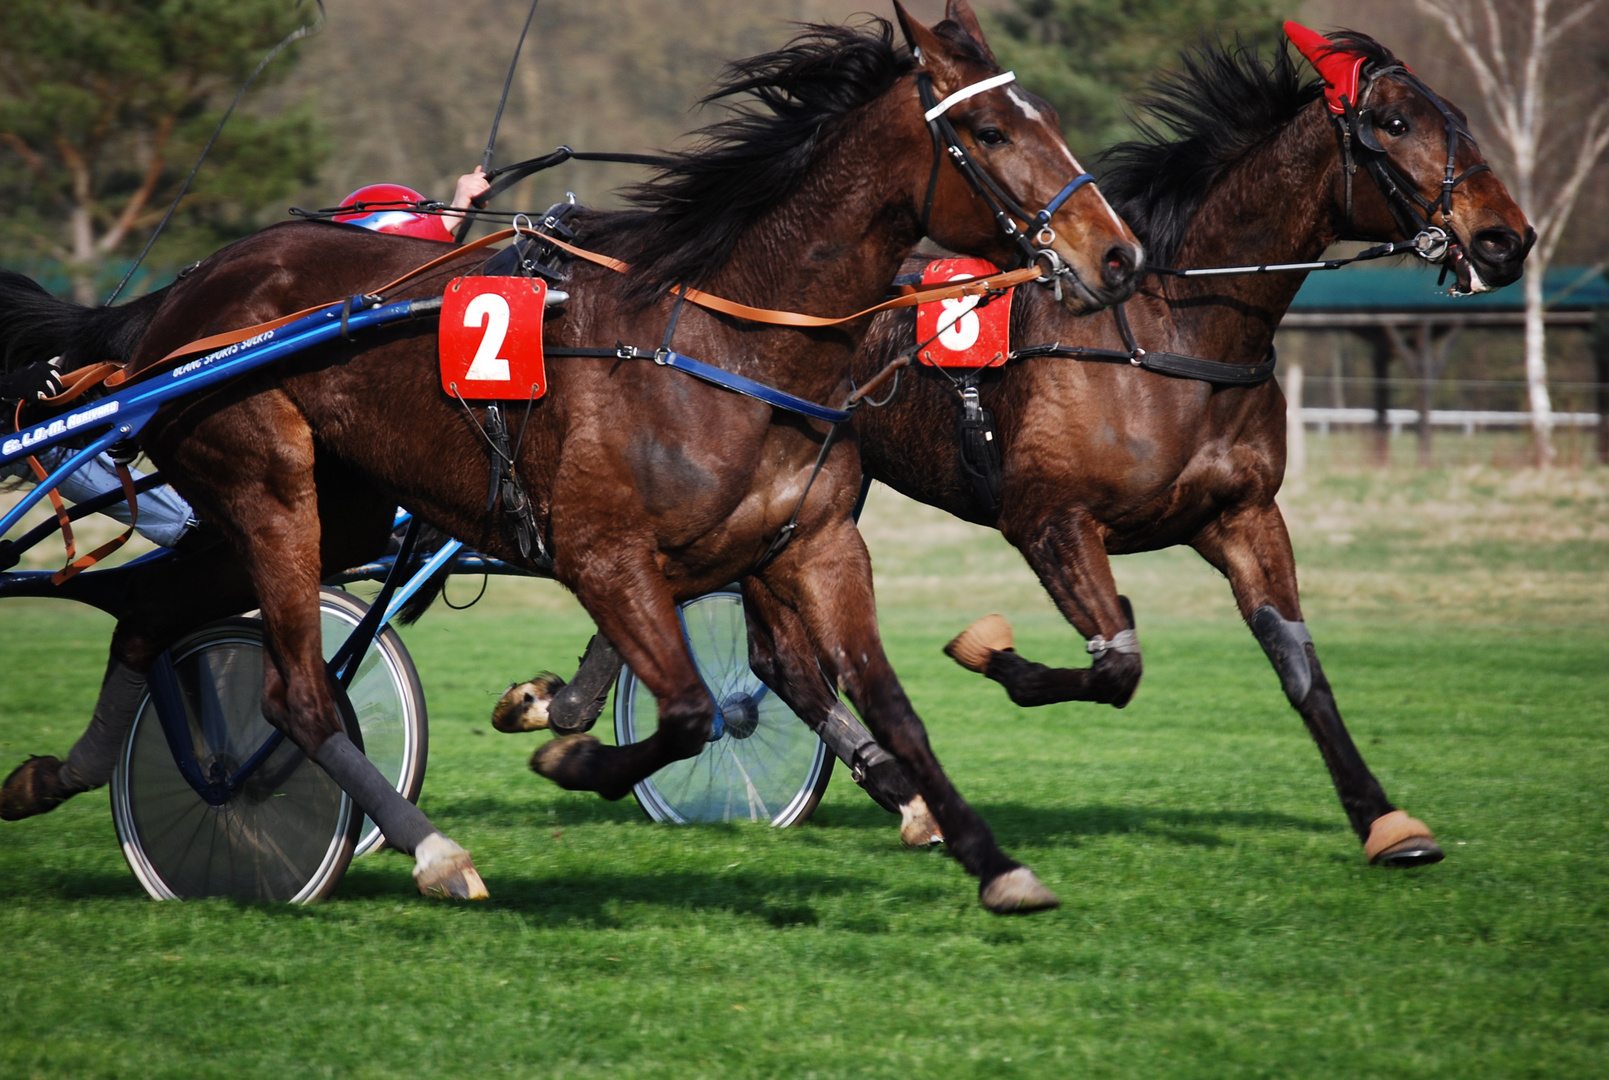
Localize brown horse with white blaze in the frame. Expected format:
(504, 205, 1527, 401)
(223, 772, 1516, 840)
(0, 3, 1140, 910)
(516, 26, 1530, 866)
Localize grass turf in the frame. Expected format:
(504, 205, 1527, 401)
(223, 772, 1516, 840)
(1, 461, 1606, 1078)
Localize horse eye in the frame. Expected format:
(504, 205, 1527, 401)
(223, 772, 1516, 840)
(975, 127, 1008, 147)
(1384, 117, 1409, 138)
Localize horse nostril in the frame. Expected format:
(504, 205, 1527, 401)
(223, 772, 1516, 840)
(1474, 227, 1521, 265)
(1102, 244, 1138, 289)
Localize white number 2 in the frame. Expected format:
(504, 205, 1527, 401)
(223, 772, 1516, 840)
(463, 292, 511, 381)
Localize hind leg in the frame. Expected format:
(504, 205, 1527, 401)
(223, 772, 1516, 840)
(2, 541, 259, 820)
(750, 519, 1054, 913)
(1194, 502, 1441, 867)
(154, 393, 487, 897)
(948, 511, 1142, 708)
(527, 549, 721, 799)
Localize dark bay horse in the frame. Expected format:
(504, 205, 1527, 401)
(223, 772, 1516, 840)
(521, 29, 1530, 866)
(0, 3, 1140, 910)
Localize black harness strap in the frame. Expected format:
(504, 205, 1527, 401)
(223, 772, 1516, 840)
(1009, 303, 1277, 387)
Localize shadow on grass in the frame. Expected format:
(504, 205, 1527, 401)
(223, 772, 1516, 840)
(815, 799, 1346, 848)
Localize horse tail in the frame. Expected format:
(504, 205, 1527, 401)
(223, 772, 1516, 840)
(0, 269, 169, 376)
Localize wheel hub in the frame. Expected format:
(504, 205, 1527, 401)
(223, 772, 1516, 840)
(718, 693, 761, 740)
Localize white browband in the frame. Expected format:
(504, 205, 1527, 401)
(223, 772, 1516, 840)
(923, 70, 1017, 123)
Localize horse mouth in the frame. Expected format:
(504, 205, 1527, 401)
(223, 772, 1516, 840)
(1446, 247, 1493, 296)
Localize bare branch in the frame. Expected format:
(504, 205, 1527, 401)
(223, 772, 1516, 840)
(97, 114, 176, 255)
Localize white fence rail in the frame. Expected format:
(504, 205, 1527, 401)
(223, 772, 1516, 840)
(1299, 407, 1603, 435)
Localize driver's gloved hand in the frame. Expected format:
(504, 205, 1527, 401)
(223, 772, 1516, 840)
(0, 358, 66, 403)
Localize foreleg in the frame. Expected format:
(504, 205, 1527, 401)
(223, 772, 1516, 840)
(946, 511, 1141, 708)
(752, 522, 1055, 912)
(740, 588, 942, 846)
(1193, 503, 1442, 866)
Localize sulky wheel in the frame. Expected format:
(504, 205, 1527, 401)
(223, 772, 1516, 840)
(109, 588, 428, 901)
(110, 618, 360, 902)
(614, 590, 832, 826)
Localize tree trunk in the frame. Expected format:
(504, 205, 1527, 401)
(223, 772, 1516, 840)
(1524, 263, 1556, 468)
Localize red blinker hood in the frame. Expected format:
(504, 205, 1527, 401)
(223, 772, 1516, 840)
(1284, 20, 1368, 115)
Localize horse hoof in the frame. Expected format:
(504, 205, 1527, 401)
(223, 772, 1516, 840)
(1365, 810, 1444, 867)
(980, 866, 1059, 914)
(491, 673, 565, 732)
(943, 614, 1013, 674)
(531, 734, 602, 788)
(898, 795, 944, 847)
(413, 834, 489, 900)
(414, 853, 489, 900)
(1, 756, 71, 821)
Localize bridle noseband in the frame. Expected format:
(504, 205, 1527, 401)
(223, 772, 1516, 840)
(1329, 63, 1491, 287)
(915, 70, 1097, 302)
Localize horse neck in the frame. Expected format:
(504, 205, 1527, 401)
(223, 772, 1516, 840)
(1134, 102, 1342, 362)
(692, 96, 926, 384)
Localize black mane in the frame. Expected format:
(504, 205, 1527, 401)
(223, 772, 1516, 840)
(578, 18, 917, 305)
(1095, 33, 1395, 265)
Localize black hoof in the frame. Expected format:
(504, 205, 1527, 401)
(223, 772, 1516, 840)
(1372, 837, 1445, 868)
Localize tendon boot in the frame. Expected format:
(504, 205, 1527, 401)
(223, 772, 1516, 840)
(546, 633, 623, 734)
(0, 756, 77, 820)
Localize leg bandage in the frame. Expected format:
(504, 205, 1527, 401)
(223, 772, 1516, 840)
(60, 659, 149, 792)
(313, 731, 435, 855)
(1249, 605, 1314, 706)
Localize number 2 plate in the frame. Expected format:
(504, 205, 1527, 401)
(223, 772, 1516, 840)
(438, 276, 548, 400)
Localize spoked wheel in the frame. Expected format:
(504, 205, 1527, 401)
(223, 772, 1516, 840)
(110, 619, 361, 902)
(318, 588, 428, 856)
(614, 590, 832, 826)
(109, 588, 428, 901)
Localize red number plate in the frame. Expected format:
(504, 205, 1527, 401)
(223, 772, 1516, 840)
(915, 257, 1012, 368)
(438, 276, 548, 400)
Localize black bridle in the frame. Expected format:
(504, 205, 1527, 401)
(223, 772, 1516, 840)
(915, 71, 1097, 303)
(1330, 63, 1492, 284)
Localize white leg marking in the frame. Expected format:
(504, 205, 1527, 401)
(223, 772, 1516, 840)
(414, 831, 466, 874)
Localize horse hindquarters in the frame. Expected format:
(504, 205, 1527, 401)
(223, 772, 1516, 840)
(1191, 502, 1443, 866)
(144, 388, 487, 896)
(744, 519, 1057, 912)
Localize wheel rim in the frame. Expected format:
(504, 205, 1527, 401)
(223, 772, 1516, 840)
(614, 591, 830, 825)
(110, 626, 357, 902)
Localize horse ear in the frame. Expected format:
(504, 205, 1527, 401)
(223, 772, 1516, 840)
(944, 0, 997, 65)
(893, 1, 966, 94)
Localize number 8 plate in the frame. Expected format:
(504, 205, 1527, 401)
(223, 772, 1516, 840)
(438, 276, 548, 401)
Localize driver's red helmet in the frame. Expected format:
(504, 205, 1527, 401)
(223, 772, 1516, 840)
(333, 183, 454, 243)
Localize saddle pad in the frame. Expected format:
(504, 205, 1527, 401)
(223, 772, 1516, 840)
(915, 257, 1012, 368)
(439, 276, 548, 401)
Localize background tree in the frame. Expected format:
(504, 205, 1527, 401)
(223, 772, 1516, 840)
(0, 0, 326, 304)
(1412, 0, 1609, 467)
(984, 0, 1286, 158)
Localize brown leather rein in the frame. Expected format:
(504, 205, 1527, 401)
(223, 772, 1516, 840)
(44, 227, 1041, 408)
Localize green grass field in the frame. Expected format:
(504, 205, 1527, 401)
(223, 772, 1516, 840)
(2, 454, 1606, 1078)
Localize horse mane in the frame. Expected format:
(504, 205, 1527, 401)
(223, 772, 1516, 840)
(1094, 32, 1401, 265)
(576, 17, 919, 305)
